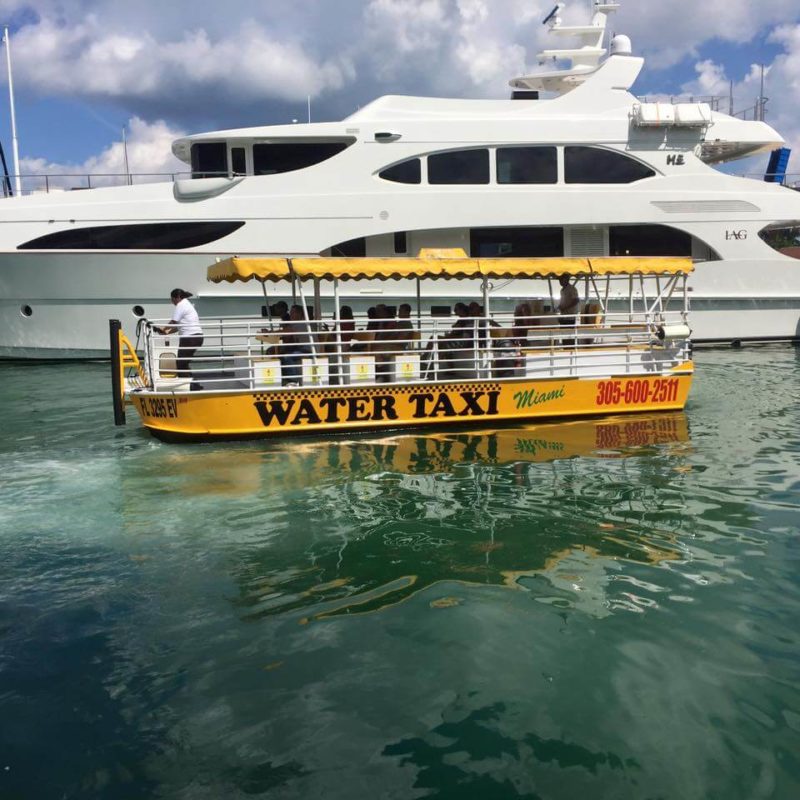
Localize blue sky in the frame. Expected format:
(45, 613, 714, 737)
(0, 0, 797, 177)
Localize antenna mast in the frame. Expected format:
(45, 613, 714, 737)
(122, 126, 131, 186)
(3, 25, 21, 196)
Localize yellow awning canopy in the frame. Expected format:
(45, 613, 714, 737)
(207, 257, 292, 283)
(207, 251, 694, 283)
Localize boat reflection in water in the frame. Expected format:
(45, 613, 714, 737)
(149, 412, 692, 621)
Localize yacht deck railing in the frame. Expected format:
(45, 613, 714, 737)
(1, 167, 798, 197)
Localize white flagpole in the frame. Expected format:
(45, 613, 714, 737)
(3, 25, 21, 196)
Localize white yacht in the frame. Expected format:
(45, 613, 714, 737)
(1, 0, 799, 358)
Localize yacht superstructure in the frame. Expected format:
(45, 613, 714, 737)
(1, 0, 799, 358)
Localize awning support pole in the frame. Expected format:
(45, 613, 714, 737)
(261, 279, 271, 321)
(313, 277, 322, 323)
(334, 278, 343, 385)
(482, 276, 491, 379)
(416, 276, 421, 329)
(296, 279, 317, 365)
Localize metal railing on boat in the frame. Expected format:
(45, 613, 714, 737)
(139, 308, 691, 393)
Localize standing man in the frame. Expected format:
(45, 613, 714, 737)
(556, 274, 580, 347)
(156, 289, 204, 389)
(556, 274, 580, 326)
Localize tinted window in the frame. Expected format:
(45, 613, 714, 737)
(231, 147, 247, 175)
(253, 142, 349, 175)
(191, 142, 228, 178)
(471, 226, 563, 257)
(565, 146, 655, 184)
(610, 225, 691, 256)
(428, 149, 490, 185)
(394, 231, 408, 254)
(497, 146, 557, 184)
(330, 237, 366, 257)
(18, 221, 245, 250)
(379, 159, 421, 184)
(759, 223, 800, 260)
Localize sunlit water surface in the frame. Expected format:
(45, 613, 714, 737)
(1, 347, 800, 799)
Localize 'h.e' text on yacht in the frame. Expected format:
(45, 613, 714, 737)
(1, 0, 799, 358)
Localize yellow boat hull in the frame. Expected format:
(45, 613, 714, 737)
(130, 364, 693, 441)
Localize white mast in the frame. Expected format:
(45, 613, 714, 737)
(3, 25, 21, 196)
(122, 126, 131, 185)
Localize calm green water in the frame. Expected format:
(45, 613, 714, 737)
(1, 348, 800, 799)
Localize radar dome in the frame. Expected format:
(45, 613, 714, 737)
(610, 34, 632, 56)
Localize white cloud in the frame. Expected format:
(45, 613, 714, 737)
(19, 116, 186, 188)
(10, 15, 353, 106)
(616, 0, 800, 69)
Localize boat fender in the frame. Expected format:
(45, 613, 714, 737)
(656, 323, 691, 340)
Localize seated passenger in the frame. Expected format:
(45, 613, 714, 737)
(393, 303, 416, 351)
(437, 302, 477, 378)
(512, 303, 533, 346)
(468, 301, 495, 347)
(339, 305, 356, 337)
(271, 300, 289, 322)
(273, 304, 312, 385)
(373, 304, 398, 382)
(396, 303, 413, 332)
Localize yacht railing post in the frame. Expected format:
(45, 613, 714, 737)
(3, 26, 21, 197)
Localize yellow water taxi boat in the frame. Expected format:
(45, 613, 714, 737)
(111, 251, 694, 441)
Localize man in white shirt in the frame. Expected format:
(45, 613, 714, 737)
(556, 274, 580, 325)
(156, 289, 204, 388)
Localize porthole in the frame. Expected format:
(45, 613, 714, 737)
(132, 305, 145, 317)
(20, 304, 32, 318)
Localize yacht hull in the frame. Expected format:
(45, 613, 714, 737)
(1, 251, 799, 358)
(0, 253, 800, 359)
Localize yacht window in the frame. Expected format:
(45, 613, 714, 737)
(231, 147, 247, 175)
(429, 149, 490, 185)
(497, 146, 557, 184)
(330, 236, 367, 257)
(18, 221, 245, 250)
(471, 226, 564, 257)
(759, 223, 800, 259)
(379, 159, 421, 184)
(394, 231, 408, 254)
(191, 142, 228, 178)
(610, 225, 691, 256)
(565, 146, 655, 184)
(253, 141, 350, 175)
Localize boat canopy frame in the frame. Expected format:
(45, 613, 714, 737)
(203, 250, 693, 373)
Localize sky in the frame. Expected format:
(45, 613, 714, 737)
(0, 0, 798, 183)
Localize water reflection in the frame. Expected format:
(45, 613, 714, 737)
(125, 413, 694, 622)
